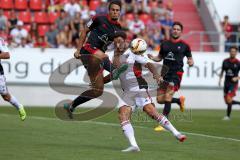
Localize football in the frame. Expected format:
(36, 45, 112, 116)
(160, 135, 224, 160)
(130, 38, 148, 55)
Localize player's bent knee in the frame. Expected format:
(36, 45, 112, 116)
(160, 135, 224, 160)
(143, 104, 158, 120)
(118, 106, 131, 121)
(157, 97, 165, 104)
(225, 97, 233, 104)
(164, 94, 173, 101)
(2, 94, 10, 102)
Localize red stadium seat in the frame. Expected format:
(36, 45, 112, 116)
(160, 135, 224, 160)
(3, 10, 11, 19)
(38, 25, 49, 36)
(48, 12, 60, 24)
(140, 13, 150, 25)
(89, 0, 100, 11)
(18, 11, 32, 23)
(81, 0, 87, 6)
(29, 0, 42, 11)
(0, 0, 14, 9)
(34, 12, 49, 24)
(15, 0, 28, 10)
(23, 24, 31, 32)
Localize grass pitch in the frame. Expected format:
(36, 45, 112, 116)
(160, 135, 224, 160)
(0, 107, 239, 160)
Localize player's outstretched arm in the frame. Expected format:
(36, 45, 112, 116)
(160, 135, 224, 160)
(145, 63, 162, 83)
(219, 70, 224, 86)
(74, 26, 90, 59)
(232, 76, 240, 82)
(147, 54, 162, 62)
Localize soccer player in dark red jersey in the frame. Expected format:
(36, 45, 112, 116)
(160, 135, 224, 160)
(64, 0, 128, 118)
(148, 22, 194, 130)
(219, 46, 240, 120)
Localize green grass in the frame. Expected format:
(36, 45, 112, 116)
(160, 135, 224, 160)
(0, 107, 240, 160)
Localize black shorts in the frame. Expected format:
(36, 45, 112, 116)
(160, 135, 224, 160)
(80, 45, 103, 76)
(159, 72, 183, 92)
(224, 82, 238, 98)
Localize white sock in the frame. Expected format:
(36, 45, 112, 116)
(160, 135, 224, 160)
(9, 95, 23, 110)
(121, 121, 138, 147)
(158, 115, 180, 136)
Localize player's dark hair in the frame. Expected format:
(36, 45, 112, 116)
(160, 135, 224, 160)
(114, 31, 127, 39)
(173, 21, 183, 31)
(229, 46, 238, 51)
(109, 0, 122, 10)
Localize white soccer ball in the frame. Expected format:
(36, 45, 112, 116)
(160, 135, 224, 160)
(130, 38, 148, 55)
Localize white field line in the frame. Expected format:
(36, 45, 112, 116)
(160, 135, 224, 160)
(1, 113, 240, 143)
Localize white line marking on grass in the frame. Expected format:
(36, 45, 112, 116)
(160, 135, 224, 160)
(1, 113, 240, 142)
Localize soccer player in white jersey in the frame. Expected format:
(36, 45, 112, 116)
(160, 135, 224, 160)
(109, 32, 186, 152)
(0, 37, 26, 121)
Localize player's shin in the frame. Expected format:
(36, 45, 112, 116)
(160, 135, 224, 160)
(9, 95, 23, 110)
(227, 103, 232, 117)
(121, 120, 139, 148)
(163, 101, 171, 117)
(156, 115, 180, 137)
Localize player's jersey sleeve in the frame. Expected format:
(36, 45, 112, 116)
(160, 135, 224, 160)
(0, 38, 9, 53)
(184, 44, 192, 58)
(86, 16, 100, 30)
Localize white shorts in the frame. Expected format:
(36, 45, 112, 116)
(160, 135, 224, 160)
(118, 88, 153, 111)
(0, 75, 8, 95)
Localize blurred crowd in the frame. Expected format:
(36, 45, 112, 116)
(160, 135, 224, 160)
(221, 15, 240, 52)
(0, 0, 174, 50)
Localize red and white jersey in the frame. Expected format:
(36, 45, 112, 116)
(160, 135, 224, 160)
(119, 49, 149, 91)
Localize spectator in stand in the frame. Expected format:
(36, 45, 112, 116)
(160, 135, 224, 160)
(146, 13, 163, 49)
(96, 0, 108, 15)
(55, 9, 71, 31)
(19, 37, 33, 48)
(56, 25, 72, 48)
(70, 12, 84, 47)
(146, 13, 162, 36)
(128, 12, 145, 38)
(8, 10, 18, 32)
(10, 21, 28, 47)
(0, 28, 9, 44)
(135, 0, 150, 13)
(160, 12, 173, 40)
(64, 0, 81, 18)
(222, 15, 233, 52)
(45, 24, 58, 48)
(34, 36, 48, 51)
(80, 5, 90, 22)
(166, 1, 174, 20)
(151, 0, 167, 21)
(28, 22, 39, 45)
(123, 0, 135, 13)
(119, 14, 129, 30)
(0, 9, 8, 31)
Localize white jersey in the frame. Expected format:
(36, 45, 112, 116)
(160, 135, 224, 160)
(0, 37, 9, 75)
(117, 49, 153, 110)
(119, 49, 149, 91)
(0, 38, 9, 94)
